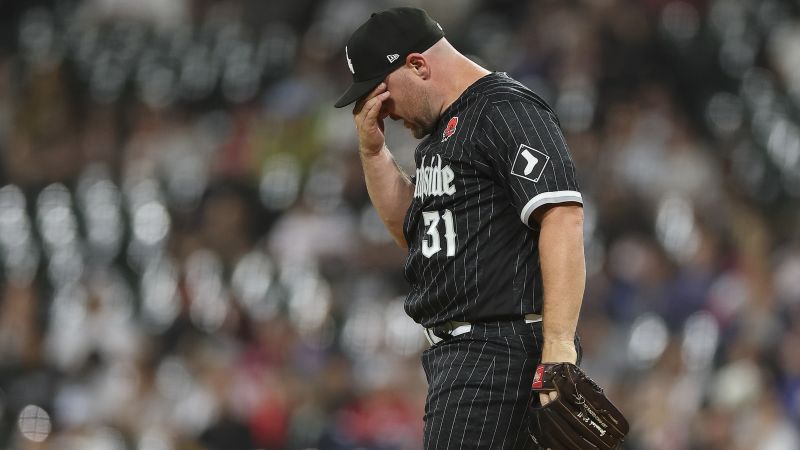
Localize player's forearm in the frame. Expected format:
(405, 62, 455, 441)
(360, 145, 415, 248)
(537, 205, 586, 361)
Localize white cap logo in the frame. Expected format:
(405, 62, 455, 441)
(346, 46, 355, 75)
(387, 54, 400, 63)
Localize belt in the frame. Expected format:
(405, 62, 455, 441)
(424, 313, 543, 346)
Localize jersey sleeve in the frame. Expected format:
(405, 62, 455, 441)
(475, 99, 582, 227)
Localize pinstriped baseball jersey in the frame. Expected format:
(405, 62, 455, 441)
(402, 72, 582, 328)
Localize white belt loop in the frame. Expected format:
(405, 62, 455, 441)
(524, 313, 543, 323)
(450, 323, 472, 337)
(424, 321, 472, 346)
(424, 328, 441, 345)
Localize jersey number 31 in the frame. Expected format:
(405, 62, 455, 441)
(422, 209, 456, 258)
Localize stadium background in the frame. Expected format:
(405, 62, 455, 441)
(0, 0, 799, 448)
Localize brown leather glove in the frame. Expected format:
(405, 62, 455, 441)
(528, 363, 629, 449)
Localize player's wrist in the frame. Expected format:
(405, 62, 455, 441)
(359, 143, 386, 158)
(540, 340, 577, 364)
(543, 335, 575, 345)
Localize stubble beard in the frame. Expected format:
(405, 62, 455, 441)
(410, 124, 430, 139)
(409, 92, 437, 139)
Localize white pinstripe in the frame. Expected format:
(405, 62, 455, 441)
(475, 356, 496, 447)
(509, 335, 532, 450)
(486, 338, 512, 448)
(460, 98, 481, 314)
(459, 341, 494, 449)
(427, 339, 460, 441)
(434, 339, 474, 448)
(530, 103, 573, 188)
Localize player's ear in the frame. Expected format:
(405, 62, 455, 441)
(406, 54, 430, 80)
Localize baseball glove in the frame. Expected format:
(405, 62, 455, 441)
(528, 363, 629, 450)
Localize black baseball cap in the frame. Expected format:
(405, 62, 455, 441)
(334, 7, 444, 108)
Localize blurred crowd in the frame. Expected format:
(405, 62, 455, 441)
(0, 0, 799, 449)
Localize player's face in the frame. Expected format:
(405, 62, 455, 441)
(381, 68, 437, 139)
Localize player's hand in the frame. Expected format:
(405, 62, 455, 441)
(353, 82, 391, 157)
(539, 340, 577, 406)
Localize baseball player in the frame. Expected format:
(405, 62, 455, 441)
(336, 8, 586, 449)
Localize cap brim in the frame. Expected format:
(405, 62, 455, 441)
(334, 75, 386, 108)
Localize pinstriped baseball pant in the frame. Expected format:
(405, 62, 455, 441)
(421, 320, 547, 450)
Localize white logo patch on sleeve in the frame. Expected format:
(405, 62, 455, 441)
(511, 144, 550, 182)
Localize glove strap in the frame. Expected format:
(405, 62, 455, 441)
(532, 364, 546, 389)
(532, 362, 583, 391)
(531, 363, 561, 391)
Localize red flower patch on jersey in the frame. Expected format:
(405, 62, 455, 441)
(442, 116, 458, 141)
